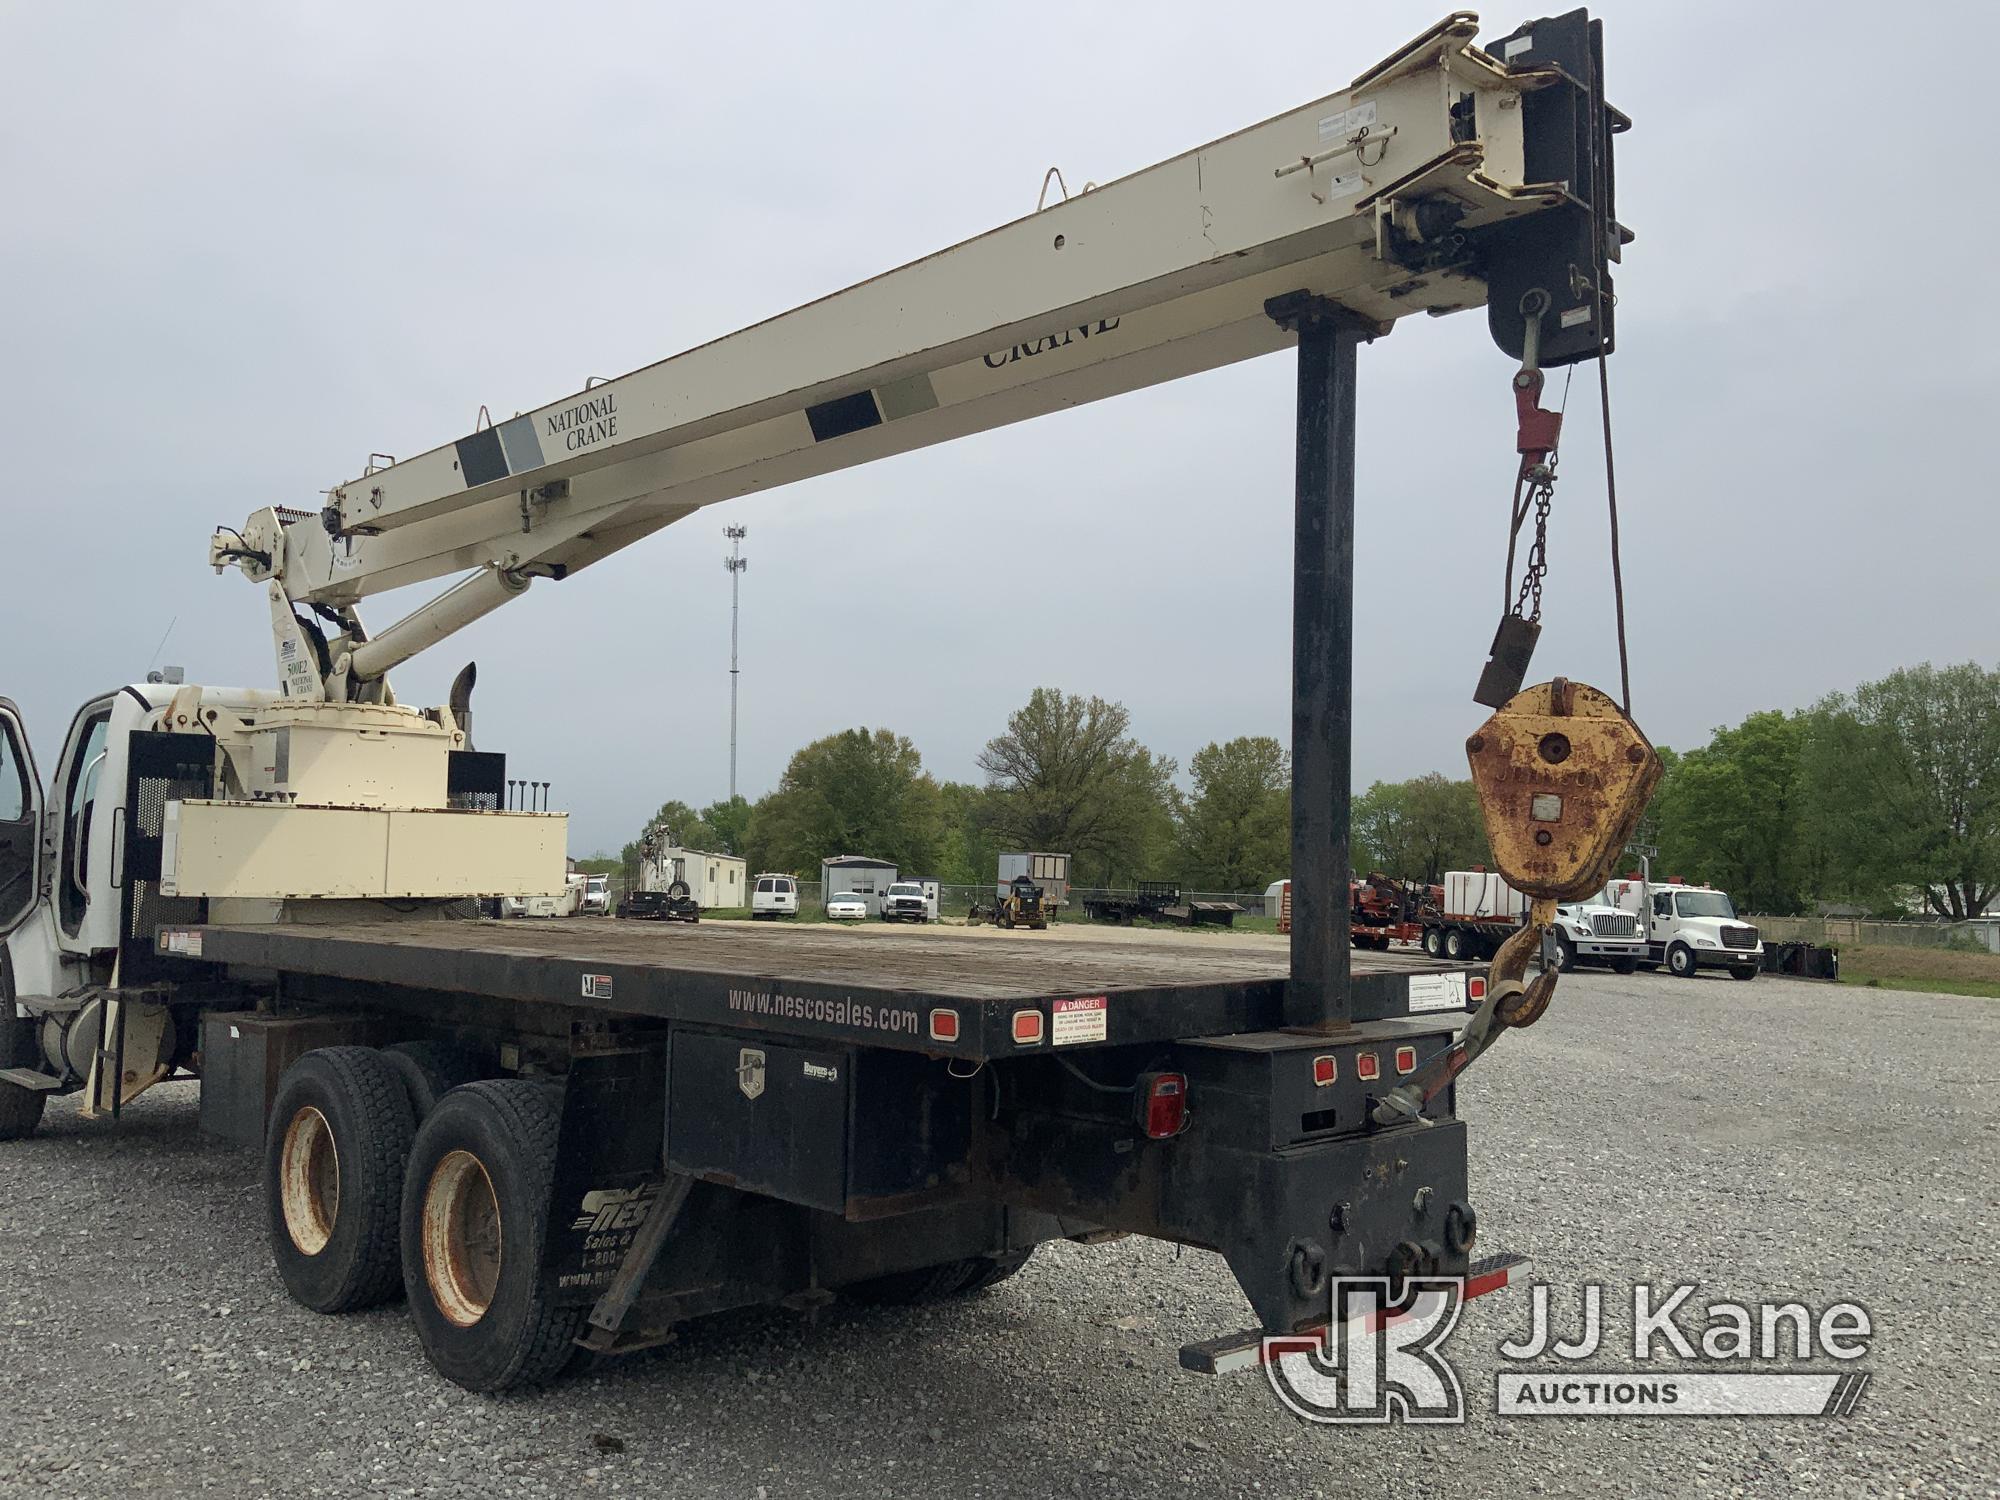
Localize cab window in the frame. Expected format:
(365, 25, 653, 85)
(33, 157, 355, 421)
(0, 724, 25, 821)
(58, 707, 112, 934)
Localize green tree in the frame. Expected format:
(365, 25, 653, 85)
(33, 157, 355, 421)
(700, 795, 753, 856)
(1176, 736, 1290, 890)
(1808, 662, 2000, 918)
(934, 781, 1000, 886)
(639, 799, 719, 853)
(743, 728, 943, 877)
(977, 688, 1178, 885)
(1351, 773, 1490, 886)
(1648, 711, 1809, 914)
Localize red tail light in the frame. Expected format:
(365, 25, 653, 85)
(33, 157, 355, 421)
(1467, 976, 1487, 1001)
(1394, 1045, 1417, 1075)
(1311, 1054, 1337, 1087)
(1355, 1051, 1380, 1083)
(929, 1008, 960, 1044)
(1139, 1072, 1188, 1139)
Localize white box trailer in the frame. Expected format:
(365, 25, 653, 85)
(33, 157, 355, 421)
(1444, 870, 1531, 924)
(647, 847, 747, 910)
(998, 853, 1070, 909)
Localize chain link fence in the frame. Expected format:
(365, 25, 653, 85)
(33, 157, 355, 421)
(1746, 914, 2000, 955)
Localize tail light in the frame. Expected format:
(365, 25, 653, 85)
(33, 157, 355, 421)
(1138, 1072, 1188, 1139)
(929, 1008, 960, 1044)
(1311, 1054, 1337, 1087)
(1011, 1010, 1044, 1046)
(1467, 976, 1487, 1002)
(1394, 1044, 1417, 1075)
(1354, 1051, 1381, 1083)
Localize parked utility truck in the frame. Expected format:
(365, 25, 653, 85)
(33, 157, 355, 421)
(1599, 868, 1763, 979)
(0, 8, 1627, 1395)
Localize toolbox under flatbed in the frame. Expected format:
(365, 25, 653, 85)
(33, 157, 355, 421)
(162, 919, 1473, 1061)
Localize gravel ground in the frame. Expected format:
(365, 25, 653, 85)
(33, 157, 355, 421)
(0, 969, 1993, 1499)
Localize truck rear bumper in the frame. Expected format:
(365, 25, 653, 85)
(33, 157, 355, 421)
(1180, 1251, 1531, 1373)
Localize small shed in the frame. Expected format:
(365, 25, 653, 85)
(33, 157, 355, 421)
(821, 855, 898, 916)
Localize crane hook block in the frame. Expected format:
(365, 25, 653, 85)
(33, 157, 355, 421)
(1465, 678, 1661, 902)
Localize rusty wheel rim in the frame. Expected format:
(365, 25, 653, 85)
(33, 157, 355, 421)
(423, 1150, 503, 1327)
(279, 1105, 340, 1256)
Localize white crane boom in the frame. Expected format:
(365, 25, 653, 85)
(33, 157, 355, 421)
(214, 10, 1624, 702)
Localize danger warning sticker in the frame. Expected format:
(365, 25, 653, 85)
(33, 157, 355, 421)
(1051, 994, 1109, 1046)
(581, 973, 614, 1001)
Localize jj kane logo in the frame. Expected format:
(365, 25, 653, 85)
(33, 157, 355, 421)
(1266, 1279, 1875, 1424)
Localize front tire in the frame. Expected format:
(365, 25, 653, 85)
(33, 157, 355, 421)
(401, 1080, 581, 1393)
(0, 1080, 46, 1142)
(1551, 934, 1577, 972)
(1667, 943, 1699, 979)
(266, 1047, 417, 1314)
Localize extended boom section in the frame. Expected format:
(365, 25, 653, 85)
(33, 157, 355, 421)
(219, 9, 1623, 698)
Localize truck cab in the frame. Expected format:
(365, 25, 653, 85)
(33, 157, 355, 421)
(880, 882, 931, 923)
(0, 685, 270, 1133)
(1600, 876, 1763, 980)
(1550, 899, 1645, 973)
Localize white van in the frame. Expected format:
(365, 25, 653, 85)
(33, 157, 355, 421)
(751, 874, 800, 920)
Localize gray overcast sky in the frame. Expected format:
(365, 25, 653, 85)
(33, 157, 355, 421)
(3, 2, 1993, 857)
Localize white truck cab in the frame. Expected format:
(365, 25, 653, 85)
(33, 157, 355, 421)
(1549, 899, 1645, 973)
(881, 881, 932, 923)
(1600, 874, 1763, 980)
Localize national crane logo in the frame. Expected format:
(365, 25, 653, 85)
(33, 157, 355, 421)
(982, 317, 1121, 369)
(544, 390, 619, 453)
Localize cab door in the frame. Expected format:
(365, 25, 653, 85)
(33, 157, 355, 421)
(0, 699, 44, 937)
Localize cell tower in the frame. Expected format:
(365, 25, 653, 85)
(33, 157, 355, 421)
(723, 525, 748, 800)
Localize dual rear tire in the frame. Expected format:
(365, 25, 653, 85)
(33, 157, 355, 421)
(265, 1049, 578, 1391)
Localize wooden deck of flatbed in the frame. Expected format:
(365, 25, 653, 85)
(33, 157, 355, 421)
(163, 918, 1472, 1060)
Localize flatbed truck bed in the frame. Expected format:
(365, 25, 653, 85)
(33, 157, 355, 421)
(164, 918, 1475, 1061)
(109, 912, 1514, 1390)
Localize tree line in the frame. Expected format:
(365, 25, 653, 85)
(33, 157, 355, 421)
(605, 687, 1294, 892)
(1642, 661, 1999, 918)
(596, 661, 1999, 916)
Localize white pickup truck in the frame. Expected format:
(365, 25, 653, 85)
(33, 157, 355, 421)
(1599, 875, 1763, 980)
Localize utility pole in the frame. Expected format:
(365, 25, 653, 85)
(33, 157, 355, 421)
(723, 525, 748, 801)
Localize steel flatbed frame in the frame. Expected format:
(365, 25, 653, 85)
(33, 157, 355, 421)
(160, 920, 1473, 1062)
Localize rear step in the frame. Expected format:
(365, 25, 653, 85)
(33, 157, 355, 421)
(1178, 1253, 1530, 1375)
(0, 1067, 65, 1092)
